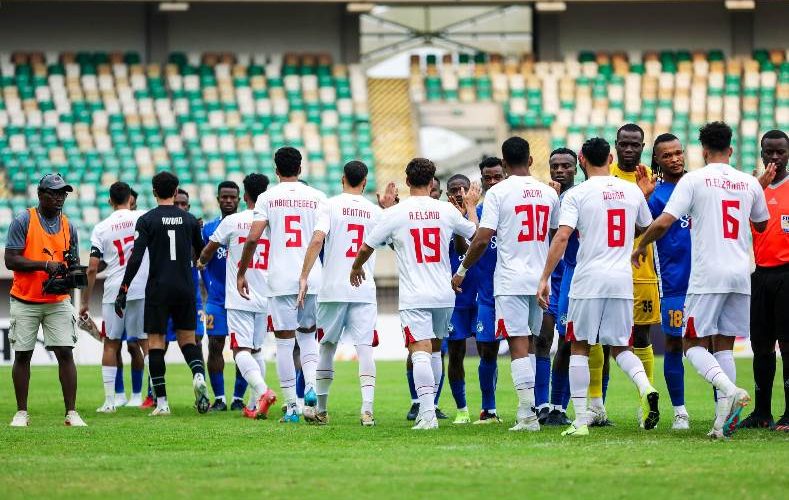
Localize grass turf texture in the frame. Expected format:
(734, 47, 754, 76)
(1, 357, 787, 499)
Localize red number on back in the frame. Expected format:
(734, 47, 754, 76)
(721, 200, 740, 239)
(285, 215, 302, 247)
(112, 236, 135, 266)
(346, 224, 364, 258)
(607, 208, 626, 247)
(239, 237, 270, 270)
(409, 227, 440, 263)
(515, 204, 550, 242)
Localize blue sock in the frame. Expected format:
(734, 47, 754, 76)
(131, 368, 143, 395)
(449, 378, 467, 409)
(209, 371, 225, 399)
(407, 369, 417, 401)
(296, 369, 305, 398)
(663, 351, 685, 406)
(233, 366, 248, 399)
(434, 368, 445, 405)
(535, 356, 551, 408)
(561, 372, 571, 409)
(115, 367, 124, 394)
(478, 357, 497, 411)
(602, 372, 610, 403)
(550, 363, 568, 408)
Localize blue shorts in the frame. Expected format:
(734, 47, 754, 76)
(474, 302, 498, 343)
(204, 302, 229, 337)
(661, 295, 686, 337)
(556, 265, 575, 336)
(448, 306, 477, 341)
(166, 309, 205, 342)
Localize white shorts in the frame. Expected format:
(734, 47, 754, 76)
(400, 308, 453, 346)
(317, 302, 377, 345)
(494, 295, 542, 338)
(228, 309, 268, 350)
(685, 293, 750, 339)
(567, 297, 634, 346)
(102, 299, 146, 340)
(268, 294, 317, 332)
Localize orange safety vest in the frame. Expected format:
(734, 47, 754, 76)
(10, 208, 71, 303)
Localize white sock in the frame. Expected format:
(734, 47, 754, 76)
(102, 366, 116, 403)
(713, 350, 736, 385)
(296, 331, 319, 393)
(316, 342, 337, 413)
(615, 350, 651, 397)
(674, 405, 688, 416)
(529, 353, 536, 374)
(412, 351, 436, 419)
(156, 396, 168, 408)
(236, 351, 267, 399)
(686, 346, 737, 398)
(275, 337, 298, 404)
(569, 355, 590, 426)
(430, 352, 443, 398)
(252, 350, 267, 385)
(589, 397, 604, 409)
(214, 395, 226, 403)
(357, 343, 376, 414)
(510, 356, 536, 419)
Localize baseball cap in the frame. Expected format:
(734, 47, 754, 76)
(39, 173, 74, 192)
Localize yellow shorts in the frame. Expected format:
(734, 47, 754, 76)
(633, 282, 660, 325)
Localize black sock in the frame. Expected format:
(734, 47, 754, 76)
(181, 343, 205, 378)
(753, 351, 776, 416)
(149, 349, 167, 399)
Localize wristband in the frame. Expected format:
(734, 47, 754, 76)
(455, 265, 468, 277)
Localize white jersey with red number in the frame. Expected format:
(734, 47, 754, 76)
(315, 193, 381, 304)
(663, 162, 769, 295)
(479, 175, 560, 296)
(253, 181, 327, 297)
(210, 209, 269, 312)
(91, 209, 149, 303)
(365, 195, 476, 310)
(559, 175, 653, 299)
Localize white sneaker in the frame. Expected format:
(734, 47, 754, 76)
(126, 394, 143, 407)
(714, 394, 731, 430)
(96, 402, 116, 413)
(509, 415, 540, 432)
(65, 411, 88, 427)
(707, 427, 726, 440)
(114, 394, 128, 407)
(149, 406, 171, 416)
(412, 413, 439, 430)
(10, 411, 29, 427)
(360, 411, 376, 427)
(296, 399, 305, 416)
(672, 413, 690, 430)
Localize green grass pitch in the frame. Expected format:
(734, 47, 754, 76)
(1, 357, 787, 498)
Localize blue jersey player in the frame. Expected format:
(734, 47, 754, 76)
(535, 148, 577, 425)
(644, 133, 691, 429)
(472, 157, 505, 424)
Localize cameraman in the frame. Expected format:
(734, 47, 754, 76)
(4, 174, 87, 427)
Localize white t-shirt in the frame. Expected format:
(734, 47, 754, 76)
(365, 196, 476, 310)
(253, 181, 327, 297)
(559, 176, 653, 299)
(90, 209, 149, 303)
(663, 163, 769, 294)
(479, 175, 560, 295)
(210, 209, 269, 312)
(315, 193, 381, 304)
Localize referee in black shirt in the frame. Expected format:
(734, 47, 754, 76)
(114, 172, 210, 415)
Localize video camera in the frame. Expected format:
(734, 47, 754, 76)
(42, 246, 88, 295)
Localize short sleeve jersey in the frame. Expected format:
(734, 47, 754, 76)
(479, 175, 560, 296)
(202, 217, 228, 308)
(559, 176, 653, 299)
(751, 176, 789, 268)
(473, 203, 497, 307)
(663, 163, 769, 294)
(365, 196, 476, 310)
(90, 209, 149, 303)
(648, 180, 691, 297)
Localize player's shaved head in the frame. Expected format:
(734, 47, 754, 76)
(581, 137, 611, 167)
(152, 171, 179, 199)
(274, 146, 302, 178)
(406, 158, 436, 188)
(344, 160, 368, 188)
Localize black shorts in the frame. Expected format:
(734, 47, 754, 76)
(750, 263, 789, 352)
(144, 299, 197, 335)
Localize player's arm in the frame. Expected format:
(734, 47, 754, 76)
(79, 253, 102, 317)
(191, 218, 205, 262)
(537, 225, 573, 309)
(116, 219, 150, 317)
(350, 243, 374, 287)
(632, 213, 675, 267)
(297, 230, 327, 307)
(750, 179, 770, 233)
(451, 228, 493, 293)
(237, 219, 268, 299)
(197, 241, 221, 271)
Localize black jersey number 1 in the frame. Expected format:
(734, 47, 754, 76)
(167, 230, 176, 261)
